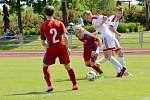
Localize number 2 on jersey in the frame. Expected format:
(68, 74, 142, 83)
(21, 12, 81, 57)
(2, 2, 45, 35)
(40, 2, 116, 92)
(50, 28, 59, 43)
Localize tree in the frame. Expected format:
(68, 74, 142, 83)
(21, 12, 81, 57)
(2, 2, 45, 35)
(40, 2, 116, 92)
(3, 3, 10, 32)
(17, 0, 23, 34)
(145, 0, 150, 30)
(61, 0, 69, 26)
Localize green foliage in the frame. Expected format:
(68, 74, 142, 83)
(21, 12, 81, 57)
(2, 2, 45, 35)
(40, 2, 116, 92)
(0, 15, 3, 27)
(0, 0, 146, 34)
(124, 5, 146, 25)
(83, 25, 95, 32)
(0, 9, 2, 15)
(117, 22, 144, 33)
(32, 1, 43, 15)
(98, 0, 115, 15)
(68, 10, 79, 22)
(21, 8, 43, 35)
(2, 7, 43, 35)
(117, 23, 129, 33)
(23, 28, 39, 35)
(9, 1, 17, 14)
(0, 15, 3, 35)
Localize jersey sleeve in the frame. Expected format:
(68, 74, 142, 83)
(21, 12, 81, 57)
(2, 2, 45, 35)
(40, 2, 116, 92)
(106, 18, 116, 27)
(106, 16, 117, 28)
(60, 22, 67, 35)
(40, 24, 46, 40)
(92, 15, 103, 28)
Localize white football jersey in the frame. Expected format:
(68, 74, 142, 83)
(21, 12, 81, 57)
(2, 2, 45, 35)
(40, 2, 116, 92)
(92, 15, 114, 38)
(106, 15, 119, 30)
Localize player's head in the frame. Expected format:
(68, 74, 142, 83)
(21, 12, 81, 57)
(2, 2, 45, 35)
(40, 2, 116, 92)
(115, 6, 123, 19)
(82, 11, 92, 22)
(74, 25, 84, 35)
(43, 5, 55, 17)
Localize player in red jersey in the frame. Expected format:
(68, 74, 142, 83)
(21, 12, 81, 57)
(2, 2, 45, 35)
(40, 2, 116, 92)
(74, 25, 104, 79)
(40, 5, 78, 92)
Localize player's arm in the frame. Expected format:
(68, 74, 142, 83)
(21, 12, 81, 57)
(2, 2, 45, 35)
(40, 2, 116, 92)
(62, 33, 69, 48)
(40, 25, 47, 48)
(62, 33, 71, 55)
(91, 38, 102, 57)
(95, 38, 102, 54)
(61, 22, 71, 54)
(101, 16, 108, 25)
(109, 25, 121, 37)
(93, 15, 108, 28)
(41, 40, 47, 48)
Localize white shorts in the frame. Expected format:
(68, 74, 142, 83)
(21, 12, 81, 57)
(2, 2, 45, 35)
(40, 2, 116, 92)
(114, 38, 121, 51)
(102, 36, 115, 51)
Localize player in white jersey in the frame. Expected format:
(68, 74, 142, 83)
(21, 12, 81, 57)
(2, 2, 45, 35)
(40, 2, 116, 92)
(83, 11, 126, 77)
(99, 6, 131, 76)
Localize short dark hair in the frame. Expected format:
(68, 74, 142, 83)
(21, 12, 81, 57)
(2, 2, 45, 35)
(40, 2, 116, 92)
(43, 5, 55, 16)
(116, 6, 123, 12)
(82, 11, 92, 16)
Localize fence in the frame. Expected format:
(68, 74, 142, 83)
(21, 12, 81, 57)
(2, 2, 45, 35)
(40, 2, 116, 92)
(69, 31, 150, 48)
(0, 31, 150, 50)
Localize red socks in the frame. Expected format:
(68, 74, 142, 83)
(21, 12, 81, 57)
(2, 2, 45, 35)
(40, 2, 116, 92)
(43, 66, 77, 87)
(92, 64, 103, 74)
(43, 66, 52, 87)
(67, 68, 77, 85)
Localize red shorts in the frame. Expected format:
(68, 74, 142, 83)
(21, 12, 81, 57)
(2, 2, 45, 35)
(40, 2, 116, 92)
(83, 41, 98, 62)
(43, 44, 70, 65)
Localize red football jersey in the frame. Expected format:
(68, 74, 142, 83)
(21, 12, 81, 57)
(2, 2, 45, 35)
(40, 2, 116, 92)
(40, 19, 66, 47)
(77, 30, 99, 46)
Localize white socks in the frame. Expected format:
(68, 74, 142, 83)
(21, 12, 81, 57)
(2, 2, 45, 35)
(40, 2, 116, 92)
(109, 56, 123, 73)
(118, 57, 126, 68)
(97, 56, 125, 73)
(97, 57, 107, 64)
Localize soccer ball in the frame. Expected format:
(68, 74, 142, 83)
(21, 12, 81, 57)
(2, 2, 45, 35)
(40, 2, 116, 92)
(86, 70, 96, 81)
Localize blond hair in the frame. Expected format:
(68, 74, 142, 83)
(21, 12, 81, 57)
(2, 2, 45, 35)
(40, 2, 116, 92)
(74, 25, 84, 34)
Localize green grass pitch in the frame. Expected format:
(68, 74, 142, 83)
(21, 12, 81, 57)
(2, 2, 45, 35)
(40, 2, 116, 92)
(0, 55, 150, 100)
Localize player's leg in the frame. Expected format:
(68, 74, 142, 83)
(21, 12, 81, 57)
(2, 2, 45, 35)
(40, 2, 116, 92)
(114, 38, 126, 68)
(90, 41, 104, 79)
(96, 57, 107, 65)
(97, 37, 113, 65)
(84, 50, 103, 75)
(96, 40, 107, 65)
(114, 39, 131, 76)
(116, 49, 132, 76)
(90, 50, 103, 76)
(102, 37, 125, 77)
(64, 63, 78, 90)
(43, 64, 53, 92)
(59, 45, 78, 90)
(103, 50, 122, 75)
(42, 48, 56, 92)
(116, 49, 126, 68)
(96, 52, 116, 66)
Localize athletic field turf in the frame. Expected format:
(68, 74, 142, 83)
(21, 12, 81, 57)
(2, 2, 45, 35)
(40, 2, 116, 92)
(0, 55, 150, 100)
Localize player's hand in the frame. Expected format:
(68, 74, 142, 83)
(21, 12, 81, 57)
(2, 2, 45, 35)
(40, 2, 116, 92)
(117, 32, 121, 37)
(103, 16, 108, 20)
(101, 16, 108, 25)
(42, 43, 47, 49)
(91, 51, 98, 58)
(67, 48, 71, 55)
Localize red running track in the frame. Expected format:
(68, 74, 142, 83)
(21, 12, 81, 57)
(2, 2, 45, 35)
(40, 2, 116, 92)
(0, 48, 150, 57)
